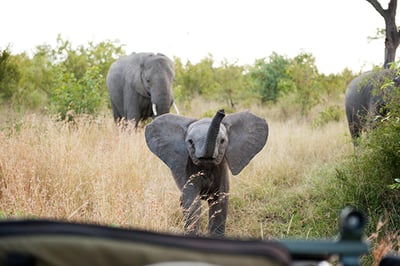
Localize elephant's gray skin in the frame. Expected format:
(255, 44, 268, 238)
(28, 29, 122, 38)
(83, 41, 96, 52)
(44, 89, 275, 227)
(345, 69, 397, 144)
(145, 110, 268, 237)
(106, 52, 177, 128)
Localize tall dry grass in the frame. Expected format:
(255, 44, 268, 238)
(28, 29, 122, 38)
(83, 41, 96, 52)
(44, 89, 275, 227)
(227, 110, 353, 238)
(0, 102, 354, 238)
(0, 112, 183, 232)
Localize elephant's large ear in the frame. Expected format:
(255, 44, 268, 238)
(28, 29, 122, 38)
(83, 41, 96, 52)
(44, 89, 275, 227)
(223, 111, 269, 175)
(145, 114, 196, 178)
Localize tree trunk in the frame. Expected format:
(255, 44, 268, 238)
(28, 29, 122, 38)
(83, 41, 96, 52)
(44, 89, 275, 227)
(367, 0, 400, 68)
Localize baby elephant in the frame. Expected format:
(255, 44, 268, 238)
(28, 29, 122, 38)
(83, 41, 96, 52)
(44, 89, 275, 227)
(145, 110, 269, 237)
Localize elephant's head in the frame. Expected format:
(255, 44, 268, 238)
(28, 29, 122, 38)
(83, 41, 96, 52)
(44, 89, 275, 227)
(139, 53, 175, 117)
(185, 109, 227, 166)
(145, 110, 269, 179)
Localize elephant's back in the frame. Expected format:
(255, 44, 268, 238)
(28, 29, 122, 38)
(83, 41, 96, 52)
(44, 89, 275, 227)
(106, 53, 144, 88)
(108, 53, 140, 73)
(345, 73, 366, 111)
(345, 71, 374, 96)
(345, 70, 391, 106)
(345, 69, 397, 122)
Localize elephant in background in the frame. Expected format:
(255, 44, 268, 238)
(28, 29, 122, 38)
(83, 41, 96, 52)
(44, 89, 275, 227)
(345, 69, 398, 144)
(145, 110, 269, 237)
(106, 52, 178, 128)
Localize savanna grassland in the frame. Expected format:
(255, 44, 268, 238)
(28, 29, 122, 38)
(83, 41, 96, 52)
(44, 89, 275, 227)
(2, 40, 399, 265)
(0, 99, 354, 239)
(3, 97, 400, 265)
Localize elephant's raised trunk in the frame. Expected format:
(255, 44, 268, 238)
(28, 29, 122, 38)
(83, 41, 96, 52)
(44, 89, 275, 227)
(203, 109, 225, 158)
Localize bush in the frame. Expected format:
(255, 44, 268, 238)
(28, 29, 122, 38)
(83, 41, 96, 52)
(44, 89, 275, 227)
(50, 66, 104, 121)
(333, 109, 400, 234)
(0, 48, 20, 100)
(312, 105, 343, 128)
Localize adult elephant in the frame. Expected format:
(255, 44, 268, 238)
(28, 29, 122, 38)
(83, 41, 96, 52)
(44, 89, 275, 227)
(106, 52, 178, 128)
(345, 69, 398, 144)
(145, 110, 268, 237)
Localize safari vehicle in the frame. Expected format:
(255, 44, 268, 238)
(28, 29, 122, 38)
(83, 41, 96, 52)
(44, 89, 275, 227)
(0, 207, 398, 266)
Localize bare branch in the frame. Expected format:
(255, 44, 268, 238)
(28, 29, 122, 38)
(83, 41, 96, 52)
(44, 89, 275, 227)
(366, 0, 386, 17)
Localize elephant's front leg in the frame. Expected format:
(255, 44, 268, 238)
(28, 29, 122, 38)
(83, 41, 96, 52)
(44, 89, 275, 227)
(207, 192, 229, 237)
(181, 183, 202, 236)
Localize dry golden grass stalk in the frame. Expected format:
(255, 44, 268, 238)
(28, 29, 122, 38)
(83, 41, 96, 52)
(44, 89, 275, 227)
(0, 102, 353, 237)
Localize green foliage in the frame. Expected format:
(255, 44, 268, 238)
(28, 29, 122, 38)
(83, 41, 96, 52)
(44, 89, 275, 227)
(9, 49, 53, 110)
(214, 59, 251, 108)
(172, 57, 194, 105)
(331, 89, 400, 234)
(51, 35, 125, 96)
(287, 52, 321, 115)
(173, 51, 356, 120)
(174, 55, 254, 110)
(247, 51, 349, 117)
(1, 35, 125, 116)
(312, 105, 343, 128)
(0, 47, 20, 100)
(388, 178, 400, 190)
(50, 65, 104, 121)
(202, 109, 218, 118)
(317, 68, 356, 98)
(174, 54, 217, 102)
(202, 106, 235, 118)
(249, 52, 291, 103)
(3, 39, 355, 121)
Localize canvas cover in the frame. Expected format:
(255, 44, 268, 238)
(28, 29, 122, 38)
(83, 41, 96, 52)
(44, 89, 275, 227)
(0, 220, 290, 266)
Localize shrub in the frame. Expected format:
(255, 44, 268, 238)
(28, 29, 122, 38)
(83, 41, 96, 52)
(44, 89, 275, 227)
(333, 107, 400, 234)
(312, 105, 343, 128)
(50, 66, 103, 121)
(0, 48, 20, 100)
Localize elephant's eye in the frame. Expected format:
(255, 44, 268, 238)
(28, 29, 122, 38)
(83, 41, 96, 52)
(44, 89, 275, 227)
(220, 138, 225, 144)
(187, 139, 194, 147)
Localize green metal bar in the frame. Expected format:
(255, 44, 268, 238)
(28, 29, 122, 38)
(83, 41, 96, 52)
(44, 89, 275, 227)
(278, 207, 370, 266)
(281, 239, 369, 256)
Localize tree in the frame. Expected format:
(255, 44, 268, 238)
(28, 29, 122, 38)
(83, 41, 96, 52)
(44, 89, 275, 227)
(174, 55, 254, 109)
(7, 51, 50, 110)
(214, 59, 249, 109)
(317, 68, 356, 99)
(51, 35, 125, 96)
(50, 65, 104, 121)
(367, 0, 399, 68)
(0, 48, 20, 100)
(249, 52, 290, 103)
(173, 55, 218, 105)
(286, 52, 320, 115)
